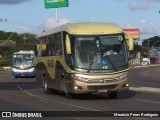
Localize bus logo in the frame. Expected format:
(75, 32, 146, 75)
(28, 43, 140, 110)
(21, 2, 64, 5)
(47, 59, 54, 68)
(100, 79, 105, 83)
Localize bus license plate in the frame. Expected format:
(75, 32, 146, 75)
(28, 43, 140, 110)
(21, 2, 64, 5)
(20, 73, 26, 76)
(98, 89, 108, 92)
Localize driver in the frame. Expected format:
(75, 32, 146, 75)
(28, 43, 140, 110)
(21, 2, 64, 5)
(103, 46, 117, 56)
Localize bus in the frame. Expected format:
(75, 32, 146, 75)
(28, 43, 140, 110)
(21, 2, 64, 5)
(12, 50, 35, 78)
(35, 22, 133, 99)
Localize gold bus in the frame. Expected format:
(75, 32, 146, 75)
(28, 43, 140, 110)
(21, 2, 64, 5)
(35, 22, 133, 99)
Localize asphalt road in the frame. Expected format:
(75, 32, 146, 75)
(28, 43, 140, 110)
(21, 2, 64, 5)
(0, 68, 160, 120)
(129, 66, 160, 88)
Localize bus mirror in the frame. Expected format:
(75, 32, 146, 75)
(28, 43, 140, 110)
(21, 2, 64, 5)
(66, 34, 71, 54)
(125, 33, 134, 50)
(35, 44, 39, 50)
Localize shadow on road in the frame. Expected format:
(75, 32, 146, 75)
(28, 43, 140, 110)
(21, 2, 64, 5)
(46, 90, 138, 100)
(0, 81, 42, 90)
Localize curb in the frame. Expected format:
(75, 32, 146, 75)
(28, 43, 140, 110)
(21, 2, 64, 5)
(130, 87, 160, 94)
(130, 64, 160, 69)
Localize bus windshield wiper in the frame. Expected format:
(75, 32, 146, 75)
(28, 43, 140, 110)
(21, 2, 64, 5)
(87, 52, 97, 73)
(104, 55, 117, 72)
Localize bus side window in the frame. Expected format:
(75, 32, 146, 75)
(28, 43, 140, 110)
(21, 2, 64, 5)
(37, 39, 42, 58)
(49, 34, 56, 56)
(41, 37, 49, 57)
(55, 32, 62, 55)
(48, 32, 63, 56)
(35, 39, 39, 57)
(48, 35, 53, 56)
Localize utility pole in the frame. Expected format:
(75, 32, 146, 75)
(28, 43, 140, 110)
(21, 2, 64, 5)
(148, 39, 150, 49)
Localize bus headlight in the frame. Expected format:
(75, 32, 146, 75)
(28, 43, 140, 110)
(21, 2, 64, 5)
(72, 75, 90, 83)
(12, 68, 18, 72)
(28, 68, 34, 72)
(115, 73, 128, 81)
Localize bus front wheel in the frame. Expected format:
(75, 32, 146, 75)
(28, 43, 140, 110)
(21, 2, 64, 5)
(108, 92, 118, 99)
(64, 83, 73, 99)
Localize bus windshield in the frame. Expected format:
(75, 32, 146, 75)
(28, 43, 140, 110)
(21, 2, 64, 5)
(12, 54, 34, 70)
(69, 34, 128, 73)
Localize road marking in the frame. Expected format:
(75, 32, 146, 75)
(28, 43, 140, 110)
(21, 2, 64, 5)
(130, 87, 160, 94)
(17, 84, 153, 120)
(17, 84, 100, 111)
(39, 99, 48, 103)
(134, 98, 160, 104)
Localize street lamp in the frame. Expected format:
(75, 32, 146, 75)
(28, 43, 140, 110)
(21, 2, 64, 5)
(18, 27, 27, 43)
(141, 20, 156, 52)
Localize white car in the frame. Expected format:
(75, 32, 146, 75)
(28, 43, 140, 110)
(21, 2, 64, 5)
(141, 61, 148, 65)
(141, 58, 150, 65)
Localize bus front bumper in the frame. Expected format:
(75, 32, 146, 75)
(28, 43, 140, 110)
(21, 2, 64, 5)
(68, 78, 129, 94)
(12, 71, 35, 77)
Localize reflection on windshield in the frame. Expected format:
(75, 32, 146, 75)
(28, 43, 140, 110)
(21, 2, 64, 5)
(13, 54, 34, 69)
(69, 34, 128, 73)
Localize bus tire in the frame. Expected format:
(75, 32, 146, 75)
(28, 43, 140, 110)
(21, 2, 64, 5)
(63, 82, 73, 99)
(44, 80, 52, 94)
(108, 92, 118, 99)
(64, 84, 73, 99)
(65, 92, 73, 99)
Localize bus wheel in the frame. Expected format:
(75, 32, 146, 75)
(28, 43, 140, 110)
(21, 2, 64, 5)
(64, 83, 73, 99)
(108, 92, 118, 99)
(44, 80, 52, 94)
(65, 92, 73, 99)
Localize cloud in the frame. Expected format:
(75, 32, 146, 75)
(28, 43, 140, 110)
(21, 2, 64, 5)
(69, 0, 78, 2)
(18, 26, 32, 33)
(115, 0, 160, 10)
(124, 24, 140, 29)
(115, 0, 160, 3)
(124, 23, 157, 35)
(141, 25, 158, 35)
(44, 17, 71, 29)
(128, 2, 150, 10)
(142, 0, 160, 2)
(0, 0, 32, 5)
(14, 18, 71, 35)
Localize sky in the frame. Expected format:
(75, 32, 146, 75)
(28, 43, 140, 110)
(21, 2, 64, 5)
(0, 0, 160, 44)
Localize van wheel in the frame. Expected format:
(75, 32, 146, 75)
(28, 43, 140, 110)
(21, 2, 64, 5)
(108, 92, 118, 99)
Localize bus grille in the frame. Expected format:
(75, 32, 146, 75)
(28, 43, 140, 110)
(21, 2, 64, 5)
(87, 84, 117, 90)
(87, 79, 121, 84)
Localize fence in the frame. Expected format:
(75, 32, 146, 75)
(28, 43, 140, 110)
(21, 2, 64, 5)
(130, 58, 141, 65)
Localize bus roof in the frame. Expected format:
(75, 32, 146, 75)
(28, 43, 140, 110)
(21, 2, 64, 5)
(13, 50, 34, 55)
(37, 22, 123, 38)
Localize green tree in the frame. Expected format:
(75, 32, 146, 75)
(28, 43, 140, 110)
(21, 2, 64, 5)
(0, 31, 36, 67)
